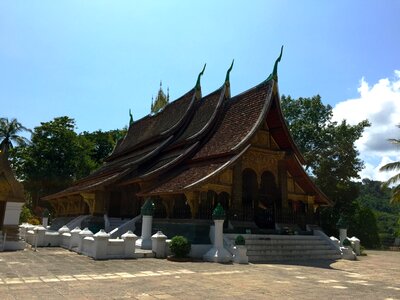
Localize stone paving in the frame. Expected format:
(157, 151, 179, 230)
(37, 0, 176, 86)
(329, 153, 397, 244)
(0, 247, 399, 299)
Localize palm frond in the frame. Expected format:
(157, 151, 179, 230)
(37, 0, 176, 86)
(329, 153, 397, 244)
(11, 135, 30, 146)
(390, 185, 400, 204)
(379, 162, 400, 172)
(388, 138, 400, 144)
(381, 173, 400, 188)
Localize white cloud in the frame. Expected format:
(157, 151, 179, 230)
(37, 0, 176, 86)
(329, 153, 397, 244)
(332, 71, 400, 181)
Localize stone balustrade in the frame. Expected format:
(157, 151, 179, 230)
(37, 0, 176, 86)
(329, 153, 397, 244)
(20, 224, 139, 260)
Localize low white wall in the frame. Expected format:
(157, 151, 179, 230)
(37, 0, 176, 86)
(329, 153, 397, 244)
(81, 237, 94, 257)
(106, 239, 125, 258)
(20, 223, 139, 260)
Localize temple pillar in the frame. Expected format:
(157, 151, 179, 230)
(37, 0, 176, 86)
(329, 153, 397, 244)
(307, 196, 315, 212)
(81, 193, 95, 215)
(231, 160, 242, 211)
(278, 160, 288, 208)
(162, 195, 175, 218)
(185, 192, 199, 219)
(94, 191, 107, 215)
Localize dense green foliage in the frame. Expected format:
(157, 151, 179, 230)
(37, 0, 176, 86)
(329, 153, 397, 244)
(81, 129, 126, 167)
(357, 179, 400, 246)
(379, 125, 400, 204)
(9, 116, 125, 208)
(281, 95, 381, 247)
(169, 236, 191, 258)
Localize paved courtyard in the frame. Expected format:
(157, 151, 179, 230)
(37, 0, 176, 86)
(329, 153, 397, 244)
(0, 247, 399, 299)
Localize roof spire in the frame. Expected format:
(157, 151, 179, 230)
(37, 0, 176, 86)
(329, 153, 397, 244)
(225, 59, 234, 98)
(195, 63, 206, 99)
(129, 109, 134, 126)
(267, 45, 284, 82)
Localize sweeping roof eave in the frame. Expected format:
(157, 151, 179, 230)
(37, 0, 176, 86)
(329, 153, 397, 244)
(139, 145, 250, 197)
(286, 156, 332, 206)
(42, 169, 129, 201)
(107, 88, 197, 161)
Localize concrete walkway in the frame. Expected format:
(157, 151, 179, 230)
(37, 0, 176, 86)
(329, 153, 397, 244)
(0, 248, 399, 299)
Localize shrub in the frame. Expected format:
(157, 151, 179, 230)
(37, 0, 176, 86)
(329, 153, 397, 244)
(27, 217, 41, 225)
(19, 204, 33, 224)
(235, 235, 245, 245)
(169, 236, 191, 258)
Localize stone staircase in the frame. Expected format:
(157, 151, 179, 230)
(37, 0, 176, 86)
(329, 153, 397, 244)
(225, 233, 341, 262)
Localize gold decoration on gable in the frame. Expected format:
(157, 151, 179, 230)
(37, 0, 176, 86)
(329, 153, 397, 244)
(241, 147, 285, 180)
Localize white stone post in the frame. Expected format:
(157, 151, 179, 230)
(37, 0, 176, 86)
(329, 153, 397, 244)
(34, 226, 47, 248)
(93, 230, 110, 260)
(122, 231, 138, 258)
(78, 228, 93, 254)
(58, 226, 70, 248)
(69, 227, 82, 250)
(151, 231, 168, 258)
(203, 203, 232, 263)
(42, 217, 48, 228)
(339, 228, 347, 246)
(349, 236, 361, 255)
(141, 216, 153, 248)
(136, 198, 154, 250)
(233, 245, 249, 264)
(42, 209, 50, 228)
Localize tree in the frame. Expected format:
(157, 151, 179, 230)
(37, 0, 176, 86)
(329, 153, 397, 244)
(80, 129, 127, 167)
(0, 117, 31, 151)
(281, 95, 371, 236)
(11, 116, 96, 207)
(379, 125, 400, 204)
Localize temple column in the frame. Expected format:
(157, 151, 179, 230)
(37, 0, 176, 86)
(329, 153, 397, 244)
(231, 160, 242, 211)
(185, 192, 199, 219)
(81, 193, 95, 215)
(162, 195, 175, 218)
(278, 160, 288, 208)
(307, 196, 315, 212)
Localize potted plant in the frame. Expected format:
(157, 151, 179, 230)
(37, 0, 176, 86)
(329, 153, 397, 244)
(233, 235, 248, 264)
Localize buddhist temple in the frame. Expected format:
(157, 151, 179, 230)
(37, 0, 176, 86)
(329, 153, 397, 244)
(44, 48, 331, 235)
(0, 142, 25, 250)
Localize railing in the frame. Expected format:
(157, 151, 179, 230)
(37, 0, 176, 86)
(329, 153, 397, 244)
(109, 214, 142, 239)
(275, 208, 318, 229)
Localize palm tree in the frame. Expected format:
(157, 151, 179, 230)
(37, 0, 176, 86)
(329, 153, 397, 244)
(0, 117, 31, 152)
(380, 125, 400, 204)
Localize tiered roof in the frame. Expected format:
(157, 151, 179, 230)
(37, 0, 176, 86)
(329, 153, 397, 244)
(44, 54, 330, 205)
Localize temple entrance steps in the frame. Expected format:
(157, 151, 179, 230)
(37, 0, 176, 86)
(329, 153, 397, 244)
(224, 233, 341, 262)
(108, 218, 131, 231)
(109, 215, 142, 238)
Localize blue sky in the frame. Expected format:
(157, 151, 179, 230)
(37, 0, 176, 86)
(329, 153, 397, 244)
(1, 1, 399, 180)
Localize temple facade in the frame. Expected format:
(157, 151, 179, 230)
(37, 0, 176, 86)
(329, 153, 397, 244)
(44, 51, 331, 232)
(0, 143, 25, 250)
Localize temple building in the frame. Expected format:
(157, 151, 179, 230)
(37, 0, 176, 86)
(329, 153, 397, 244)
(0, 143, 25, 251)
(44, 49, 331, 234)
